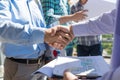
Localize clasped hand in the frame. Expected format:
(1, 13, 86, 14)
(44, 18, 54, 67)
(44, 25, 74, 50)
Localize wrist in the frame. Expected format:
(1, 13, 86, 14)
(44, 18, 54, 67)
(69, 14, 74, 21)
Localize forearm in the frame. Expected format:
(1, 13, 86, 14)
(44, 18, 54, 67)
(44, 12, 72, 26)
(0, 21, 45, 45)
(71, 9, 116, 36)
(0, 1, 45, 45)
(59, 15, 73, 24)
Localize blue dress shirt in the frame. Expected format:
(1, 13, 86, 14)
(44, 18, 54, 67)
(0, 0, 47, 59)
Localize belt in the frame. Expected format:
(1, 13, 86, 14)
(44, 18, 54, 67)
(7, 57, 42, 64)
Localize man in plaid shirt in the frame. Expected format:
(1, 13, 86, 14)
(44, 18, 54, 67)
(71, 0, 103, 56)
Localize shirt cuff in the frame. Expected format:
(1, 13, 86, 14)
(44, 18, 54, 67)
(71, 21, 90, 37)
(30, 27, 46, 44)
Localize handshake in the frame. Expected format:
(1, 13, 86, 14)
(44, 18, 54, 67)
(44, 25, 74, 50)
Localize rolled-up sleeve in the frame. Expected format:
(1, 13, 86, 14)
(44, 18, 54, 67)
(41, 0, 61, 27)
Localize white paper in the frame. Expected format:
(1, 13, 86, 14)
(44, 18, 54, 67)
(84, 0, 116, 19)
(34, 59, 57, 77)
(33, 56, 110, 78)
(53, 56, 110, 77)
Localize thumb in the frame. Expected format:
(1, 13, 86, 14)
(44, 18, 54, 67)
(51, 25, 69, 36)
(58, 26, 69, 33)
(50, 27, 58, 36)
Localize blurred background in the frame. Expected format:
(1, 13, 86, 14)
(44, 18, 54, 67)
(0, 0, 117, 80)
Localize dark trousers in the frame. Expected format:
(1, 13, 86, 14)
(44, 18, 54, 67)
(66, 47, 73, 56)
(76, 43, 103, 56)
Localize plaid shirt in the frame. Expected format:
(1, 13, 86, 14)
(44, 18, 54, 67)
(71, 1, 84, 14)
(40, 0, 70, 27)
(71, 2, 102, 46)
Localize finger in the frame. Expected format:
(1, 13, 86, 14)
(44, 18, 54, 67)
(57, 35, 70, 46)
(50, 33, 70, 46)
(58, 29, 74, 41)
(50, 27, 57, 36)
(55, 41, 66, 49)
(53, 41, 67, 49)
(80, 9, 88, 13)
(58, 31, 72, 41)
(48, 35, 68, 49)
(57, 26, 70, 33)
(80, 16, 87, 20)
(50, 26, 69, 36)
(50, 42, 64, 50)
(69, 25, 75, 39)
(83, 14, 88, 17)
(64, 69, 70, 73)
(63, 71, 78, 80)
(77, 10, 88, 18)
(51, 43, 61, 49)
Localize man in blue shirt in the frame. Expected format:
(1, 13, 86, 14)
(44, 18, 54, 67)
(0, 21, 69, 46)
(0, 0, 72, 80)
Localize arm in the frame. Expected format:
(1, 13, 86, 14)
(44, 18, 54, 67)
(0, 18, 70, 50)
(59, 10, 87, 24)
(0, 1, 71, 49)
(41, 0, 87, 27)
(0, 1, 45, 45)
(51, 9, 116, 48)
(71, 9, 116, 36)
(0, 21, 46, 45)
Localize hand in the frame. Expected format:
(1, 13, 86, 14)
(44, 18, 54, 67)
(63, 70, 87, 80)
(44, 25, 74, 50)
(63, 70, 78, 80)
(71, 10, 88, 22)
(51, 25, 74, 49)
(80, 0, 88, 5)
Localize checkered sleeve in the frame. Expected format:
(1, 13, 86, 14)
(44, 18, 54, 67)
(41, 0, 60, 27)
